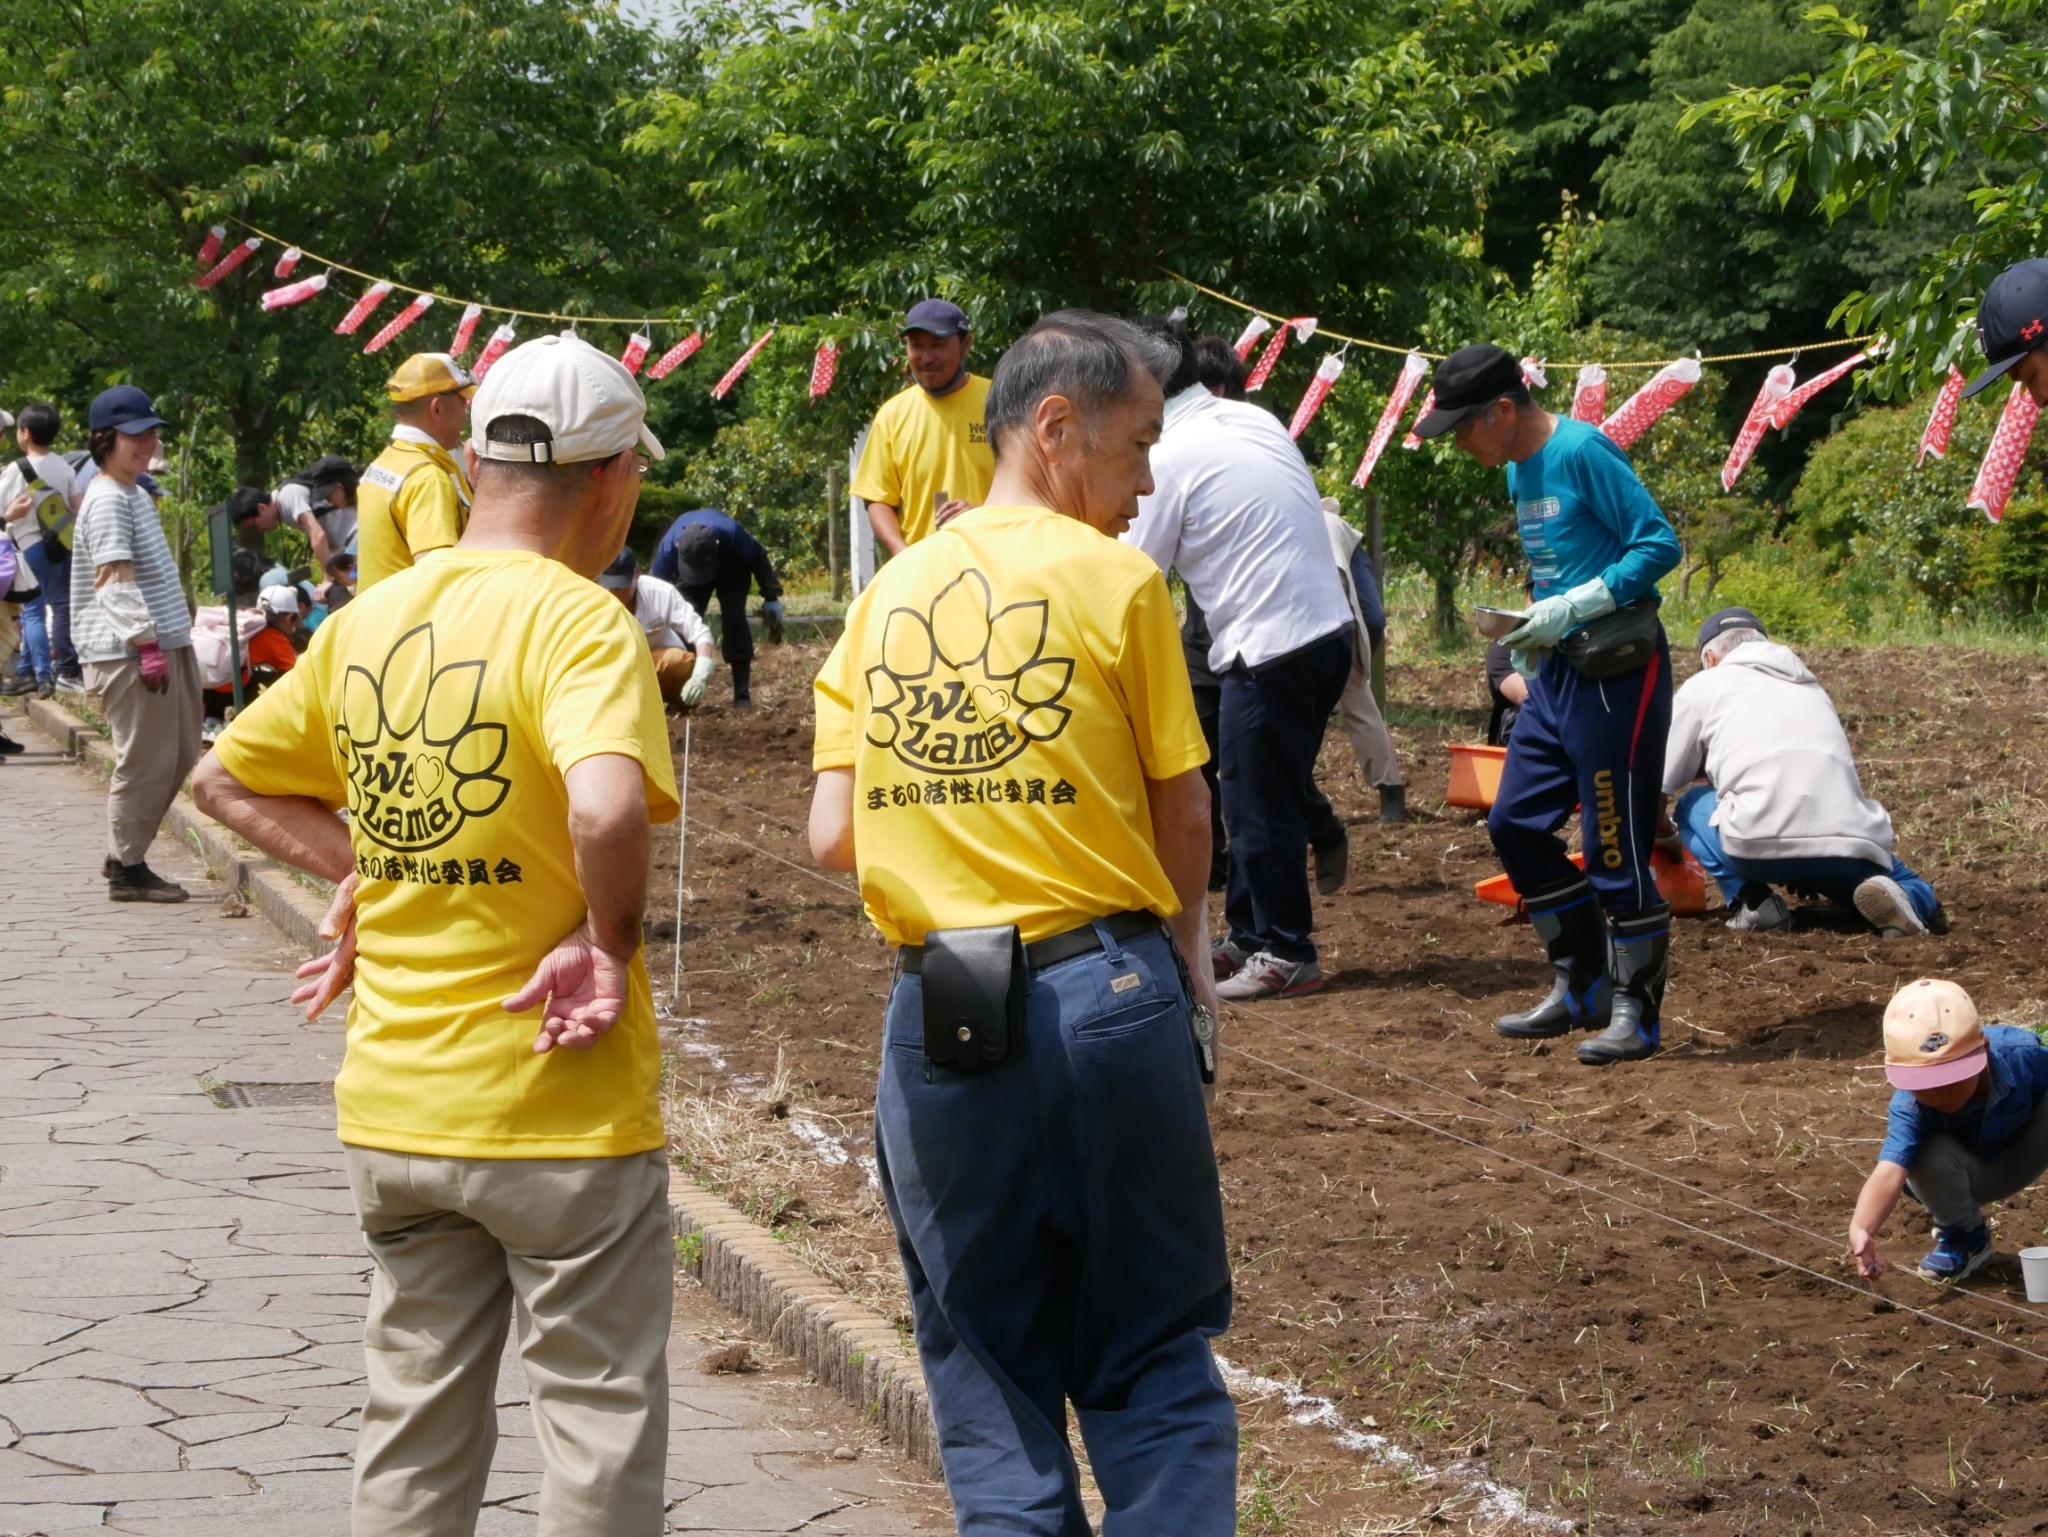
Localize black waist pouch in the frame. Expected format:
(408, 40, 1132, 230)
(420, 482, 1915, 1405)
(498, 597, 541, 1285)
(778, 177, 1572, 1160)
(1557, 596, 1663, 680)
(921, 925, 1027, 1071)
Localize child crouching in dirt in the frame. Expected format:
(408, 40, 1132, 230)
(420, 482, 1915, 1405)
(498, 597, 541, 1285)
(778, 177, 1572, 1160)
(1850, 979, 2048, 1283)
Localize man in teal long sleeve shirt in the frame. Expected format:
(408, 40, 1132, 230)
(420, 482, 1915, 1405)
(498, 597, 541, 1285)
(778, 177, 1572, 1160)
(1416, 345, 1681, 1066)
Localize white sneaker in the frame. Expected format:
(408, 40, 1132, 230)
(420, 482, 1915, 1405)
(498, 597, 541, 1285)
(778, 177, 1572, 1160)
(1215, 951, 1325, 1000)
(1725, 891, 1791, 932)
(1210, 936, 1251, 982)
(1855, 875, 1929, 938)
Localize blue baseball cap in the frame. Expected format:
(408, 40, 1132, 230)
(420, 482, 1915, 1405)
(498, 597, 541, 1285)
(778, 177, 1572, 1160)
(1696, 606, 1766, 652)
(1964, 258, 2048, 398)
(88, 385, 167, 435)
(902, 299, 970, 338)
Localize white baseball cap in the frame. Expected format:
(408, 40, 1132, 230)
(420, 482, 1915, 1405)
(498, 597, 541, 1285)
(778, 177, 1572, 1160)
(471, 331, 664, 466)
(259, 584, 301, 616)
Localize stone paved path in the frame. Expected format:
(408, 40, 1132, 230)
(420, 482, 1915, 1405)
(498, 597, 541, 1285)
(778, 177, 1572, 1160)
(0, 718, 943, 1535)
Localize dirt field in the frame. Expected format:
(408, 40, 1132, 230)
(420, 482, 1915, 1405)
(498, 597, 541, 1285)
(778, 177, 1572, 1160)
(654, 636, 2048, 1535)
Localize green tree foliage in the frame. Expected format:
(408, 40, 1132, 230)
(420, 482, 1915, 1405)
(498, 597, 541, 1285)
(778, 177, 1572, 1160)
(630, 0, 1548, 420)
(1691, 0, 2048, 398)
(1487, 0, 1691, 281)
(0, 0, 692, 487)
(1790, 385, 2048, 614)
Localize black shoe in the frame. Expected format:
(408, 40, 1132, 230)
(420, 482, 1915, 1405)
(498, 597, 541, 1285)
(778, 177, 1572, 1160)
(1497, 880, 1611, 1038)
(1579, 907, 1668, 1066)
(1, 673, 37, 696)
(1313, 831, 1348, 896)
(1377, 784, 1411, 824)
(102, 856, 121, 880)
(35, 679, 54, 700)
(0, 733, 23, 756)
(108, 862, 190, 903)
(732, 695, 755, 712)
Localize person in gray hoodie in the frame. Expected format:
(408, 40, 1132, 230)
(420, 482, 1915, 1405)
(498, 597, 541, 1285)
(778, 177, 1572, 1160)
(1660, 608, 1943, 936)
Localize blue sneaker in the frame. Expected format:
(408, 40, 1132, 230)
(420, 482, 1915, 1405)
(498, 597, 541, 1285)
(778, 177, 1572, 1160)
(1916, 1224, 1993, 1283)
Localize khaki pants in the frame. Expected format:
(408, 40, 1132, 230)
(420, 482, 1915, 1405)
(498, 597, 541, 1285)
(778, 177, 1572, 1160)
(650, 646, 692, 707)
(83, 646, 203, 866)
(344, 1147, 674, 1537)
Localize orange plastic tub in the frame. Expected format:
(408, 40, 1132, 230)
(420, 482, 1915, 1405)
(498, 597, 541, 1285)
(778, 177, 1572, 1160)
(1474, 846, 1709, 914)
(1446, 743, 1509, 809)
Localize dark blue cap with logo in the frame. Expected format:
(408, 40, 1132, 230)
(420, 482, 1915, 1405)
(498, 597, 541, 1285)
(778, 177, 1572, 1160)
(88, 384, 167, 435)
(1964, 258, 2048, 398)
(902, 299, 970, 338)
(1696, 606, 1766, 652)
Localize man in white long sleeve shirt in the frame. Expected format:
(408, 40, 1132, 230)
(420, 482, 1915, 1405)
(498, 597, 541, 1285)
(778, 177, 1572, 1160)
(1661, 607, 1943, 937)
(71, 386, 201, 902)
(596, 549, 718, 711)
(1122, 319, 1354, 1000)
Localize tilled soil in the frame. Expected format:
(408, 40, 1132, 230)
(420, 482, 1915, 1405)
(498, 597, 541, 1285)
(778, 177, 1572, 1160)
(655, 637, 2048, 1535)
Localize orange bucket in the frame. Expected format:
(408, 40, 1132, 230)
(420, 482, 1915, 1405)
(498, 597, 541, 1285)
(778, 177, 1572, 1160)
(1473, 846, 1709, 914)
(1447, 744, 1508, 809)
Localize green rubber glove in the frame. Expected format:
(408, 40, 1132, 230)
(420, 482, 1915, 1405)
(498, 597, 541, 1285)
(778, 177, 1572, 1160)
(1509, 647, 1539, 680)
(678, 653, 716, 709)
(1501, 578, 1616, 651)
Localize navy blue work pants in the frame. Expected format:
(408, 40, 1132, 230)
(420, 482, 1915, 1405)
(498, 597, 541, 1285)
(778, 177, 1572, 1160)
(1219, 631, 1353, 962)
(1487, 636, 1672, 911)
(876, 924, 1237, 1535)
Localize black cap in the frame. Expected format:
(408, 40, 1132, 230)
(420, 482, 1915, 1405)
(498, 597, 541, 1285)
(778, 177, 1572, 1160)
(597, 548, 638, 591)
(902, 298, 970, 338)
(1697, 606, 1766, 652)
(1412, 345, 1525, 439)
(671, 521, 723, 584)
(1963, 258, 2048, 398)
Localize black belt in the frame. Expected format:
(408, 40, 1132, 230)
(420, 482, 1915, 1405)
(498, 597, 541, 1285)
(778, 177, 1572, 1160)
(899, 911, 1162, 974)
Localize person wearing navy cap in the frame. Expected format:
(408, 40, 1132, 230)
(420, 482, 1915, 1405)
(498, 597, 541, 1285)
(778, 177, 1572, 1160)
(1660, 607, 1943, 937)
(647, 508, 784, 709)
(1962, 258, 2048, 404)
(71, 385, 202, 902)
(851, 298, 994, 553)
(1418, 343, 1683, 1066)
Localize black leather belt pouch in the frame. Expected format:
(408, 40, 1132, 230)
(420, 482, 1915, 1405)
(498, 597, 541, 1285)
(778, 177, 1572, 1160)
(1557, 597, 1663, 680)
(920, 925, 1027, 1071)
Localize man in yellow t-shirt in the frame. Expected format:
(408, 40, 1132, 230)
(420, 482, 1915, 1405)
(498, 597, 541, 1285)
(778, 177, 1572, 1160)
(354, 351, 476, 592)
(194, 334, 680, 1536)
(852, 298, 994, 553)
(809, 310, 1236, 1531)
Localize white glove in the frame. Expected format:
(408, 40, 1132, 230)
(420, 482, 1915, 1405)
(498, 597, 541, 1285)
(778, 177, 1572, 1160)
(678, 653, 716, 709)
(1501, 578, 1615, 651)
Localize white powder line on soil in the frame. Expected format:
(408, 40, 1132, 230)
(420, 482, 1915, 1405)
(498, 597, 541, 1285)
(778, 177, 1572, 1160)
(1213, 1354, 1570, 1532)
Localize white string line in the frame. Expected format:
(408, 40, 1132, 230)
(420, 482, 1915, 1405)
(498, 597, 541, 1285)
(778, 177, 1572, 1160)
(682, 814, 860, 896)
(1230, 999, 2048, 1330)
(1223, 1041, 2048, 1366)
(670, 716, 691, 1006)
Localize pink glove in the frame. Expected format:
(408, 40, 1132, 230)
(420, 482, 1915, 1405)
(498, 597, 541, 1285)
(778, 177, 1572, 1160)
(136, 640, 169, 694)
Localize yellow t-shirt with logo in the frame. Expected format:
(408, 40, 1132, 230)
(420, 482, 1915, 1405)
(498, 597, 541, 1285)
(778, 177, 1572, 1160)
(813, 505, 1207, 945)
(354, 436, 473, 593)
(212, 549, 681, 1159)
(851, 376, 994, 546)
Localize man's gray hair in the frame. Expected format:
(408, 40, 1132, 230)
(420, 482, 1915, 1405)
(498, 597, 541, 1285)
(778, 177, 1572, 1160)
(1701, 624, 1767, 664)
(985, 310, 1178, 457)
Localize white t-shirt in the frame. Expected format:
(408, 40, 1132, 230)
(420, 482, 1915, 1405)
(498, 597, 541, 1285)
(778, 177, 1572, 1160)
(1122, 387, 1352, 672)
(0, 451, 78, 552)
(275, 481, 357, 552)
(631, 573, 712, 652)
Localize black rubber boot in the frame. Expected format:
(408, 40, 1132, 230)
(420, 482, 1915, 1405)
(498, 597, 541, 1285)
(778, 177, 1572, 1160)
(1578, 905, 1669, 1066)
(730, 659, 753, 709)
(1377, 784, 1410, 824)
(1495, 880, 1610, 1039)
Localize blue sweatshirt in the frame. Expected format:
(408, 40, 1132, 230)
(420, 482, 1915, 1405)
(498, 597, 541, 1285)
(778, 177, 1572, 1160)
(1879, 1025, 2048, 1168)
(1503, 417, 1680, 606)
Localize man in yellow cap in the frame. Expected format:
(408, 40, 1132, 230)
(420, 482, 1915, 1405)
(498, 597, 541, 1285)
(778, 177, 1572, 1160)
(355, 352, 477, 592)
(1849, 978, 2048, 1283)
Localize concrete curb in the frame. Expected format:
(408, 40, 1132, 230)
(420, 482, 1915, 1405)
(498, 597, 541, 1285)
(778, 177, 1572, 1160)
(671, 1177, 941, 1475)
(16, 695, 333, 949)
(11, 695, 947, 1480)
